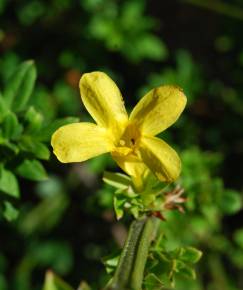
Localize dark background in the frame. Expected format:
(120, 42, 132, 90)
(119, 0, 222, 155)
(0, 0, 243, 289)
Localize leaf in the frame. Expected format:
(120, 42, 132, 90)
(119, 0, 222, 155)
(77, 281, 91, 290)
(16, 159, 48, 181)
(173, 260, 196, 279)
(2, 201, 19, 221)
(2, 112, 23, 139)
(144, 273, 164, 290)
(177, 263, 196, 280)
(19, 193, 69, 235)
(0, 95, 8, 121)
(19, 136, 50, 159)
(24, 106, 44, 133)
(179, 247, 203, 264)
(130, 205, 140, 219)
(219, 189, 242, 214)
(147, 242, 202, 288)
(234, 229, 243, 249)
(231, 249, 243, 268)
(103, 171, 131, 189)
(3, 60, 37, 111)
(37, 117, 79, 141)
(0, 166, 20, 198)
(30, 241, 73, 274)
(31, 142, 50, 160)
(102, 252, 120, 274)
(0, 140, 19, 155)
(137, 34, 168, 61)
(113, 194, 126, 220)
(0, 0, 7, 14)
(42, 271, 74, 290)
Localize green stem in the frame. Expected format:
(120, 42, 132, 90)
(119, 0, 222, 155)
(130, 217, 160, 289)
(107, 217, 146, 290)
(105, 216, 160, 290)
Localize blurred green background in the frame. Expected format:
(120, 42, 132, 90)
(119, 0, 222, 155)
(0, 0, 243, 289)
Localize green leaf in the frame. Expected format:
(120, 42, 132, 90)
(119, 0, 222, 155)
(179, 247, 203, 264)
(234, 229, 243, 249)
(42, 271, 74, 290)
(231, 249, 243, 268)
(37, 117, 79, 141)
(32, 142, 50, 160)
(144, 273, 164, 290)
(16, 159, 48, 181)
(102, 252, 120, 274)
(0, 140, 19, 155)
(0, 0, 7, 14)
(77, 281, 91, 290)
(24, 106, 44, 133)
(137, 34, 168, 61)
(147, 242, 202, 288)
(175, 260, 196, 280)
(0, 166, 20, 198)
(103, 171, 131, 190)
(19, 136, 50, 159)
(19, 192, 69, 235)
(113, 194, 126, 220)
(219, 189, 242, 214)
(0, 95, 8, 121)
(3, 60, 37, 111)
(2, 112, 23, 139)
(3, 201, 19, 221)
(130, 205, 140, 219)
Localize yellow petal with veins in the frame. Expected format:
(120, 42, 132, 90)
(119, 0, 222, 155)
(130, 85, 187, 136)
(111, 152, 149, 190)
(79, 72, 128, 140)
(139, 135, 181, 182)
(51, 123, 114, 163)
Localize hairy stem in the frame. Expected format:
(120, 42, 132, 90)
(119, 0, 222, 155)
(130, 217, 160, 289)
(105, 216, 160, 290)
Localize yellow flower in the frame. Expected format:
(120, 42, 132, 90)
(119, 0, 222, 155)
(51, 72, 187, 189)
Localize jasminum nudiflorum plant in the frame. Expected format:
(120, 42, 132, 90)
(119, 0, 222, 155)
(50, 72, 202, 290)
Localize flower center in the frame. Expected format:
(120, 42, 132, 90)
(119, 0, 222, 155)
(114, 123, 141, 156)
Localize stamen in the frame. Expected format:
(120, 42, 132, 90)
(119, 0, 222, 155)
(119, 139, 126, 146)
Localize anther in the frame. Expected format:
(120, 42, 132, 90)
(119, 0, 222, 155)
(119, 139, 125, 146)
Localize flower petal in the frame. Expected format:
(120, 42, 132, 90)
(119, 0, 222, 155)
(111, 152, 149, 190)
(139, 136, 181, 182)
(130, 85, 187, 136)
(51, 122, 114, 163)
(79, 72, 128, 139)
